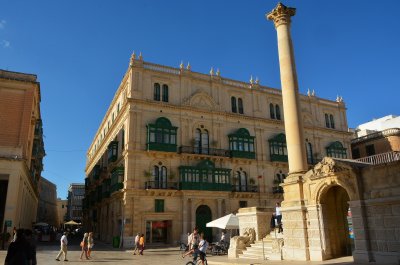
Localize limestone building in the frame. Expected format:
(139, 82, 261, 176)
(351, 115, 400, 159)
(82, 51, 352, 244)
(37, 177, 58, 226)
(66, 183, 84, 222)
(0, 70, 44, 232)
(56, 198, 68, 228)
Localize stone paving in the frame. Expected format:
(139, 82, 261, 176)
(0, 239, 368, 265)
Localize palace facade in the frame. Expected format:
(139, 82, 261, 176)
(83, 56, 352, 245)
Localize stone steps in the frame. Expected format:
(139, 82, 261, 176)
(238, 237, 273, 260)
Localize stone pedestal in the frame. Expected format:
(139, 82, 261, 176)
(237, 207, 274, 241)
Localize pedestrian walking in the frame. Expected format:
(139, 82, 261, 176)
(275, 202, 283, 233)
(79, 232, 89, 260)
(55, 232, 68, 261)
(139, 234, 145, 255)
(87, 232, 94, 258)
(5, 229, 32, 265)
(133, 233, 140, 255)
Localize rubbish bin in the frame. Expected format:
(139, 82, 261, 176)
(112, 236, 120, 248)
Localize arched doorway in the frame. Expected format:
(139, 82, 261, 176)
(196, 205, 212, 242)
(320, 185, 352, 259)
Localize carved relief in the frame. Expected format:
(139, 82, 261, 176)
(182, 89, 219, 111)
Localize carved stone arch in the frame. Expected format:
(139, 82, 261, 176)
(311, 177, 357, 205)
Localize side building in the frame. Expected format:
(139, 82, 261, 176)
(83, 56, 352, 244)
(56, 198, 68, 228)
(0, 69, 44, 231)
(351, 115, 400, 160)
(66, 183, 84, 223)
(37, 177, 58, 226)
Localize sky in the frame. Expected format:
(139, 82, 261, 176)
(1, 1, 399, 199)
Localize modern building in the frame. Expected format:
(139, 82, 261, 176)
(0, 69, 44, 232)
(37, 177, 58, 226)
(56, 198, 68, 228)
(82, 52, 352, 245)
(66, 183, 84, 222)
(351, 115, 400, 159)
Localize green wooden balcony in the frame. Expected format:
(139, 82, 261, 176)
(270, 154, 288, 162)
(147, 143, 177, 152)
(179, 182, 232, 191)
(110, 182, 124, 192)
(230, 150, 256, 159)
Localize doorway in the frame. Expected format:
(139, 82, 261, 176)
(196, 205, 212, 242)
(320, 185, 352, 258)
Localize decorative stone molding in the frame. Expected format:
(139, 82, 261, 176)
(266, 3, 296, 28)
(306, 157, 350, 180)
(182, 89, 220, 111)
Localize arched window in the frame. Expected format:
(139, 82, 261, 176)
(270, 103, 275, 119)
(330, 114, 335, 129)
(201, 130, 209, 154)
(275, 105, 281, 120)
(162, 84, 169, 102)
(306, 142, 314, 164)
(238, 98, 244, 114)
(326, 141, 347, 158)
(152, 165, 167, 189)
(325, 114, 330, 128)
(160, 166, 167, 188)
(154, 83, 160, 101)
(194, 129, 201, 153)
(231, 97, 237, 113)
(239, 171, 248, 191)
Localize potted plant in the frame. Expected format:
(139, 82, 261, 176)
(249, 178, 256, 185)
(211, 140, 218, 148)
(168, 172, 176, 180)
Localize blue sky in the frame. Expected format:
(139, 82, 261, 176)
(1, 1, 399, 199)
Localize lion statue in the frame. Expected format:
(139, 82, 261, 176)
(228, 227, 256, 258)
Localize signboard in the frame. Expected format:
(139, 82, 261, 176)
(5, 220, 11, 227)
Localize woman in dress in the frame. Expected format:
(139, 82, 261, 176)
(87, 232, 94, 258)
(80, 232, 89, 260)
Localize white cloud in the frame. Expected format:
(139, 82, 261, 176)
(0, 20, 6, 29)
(1, 40, 10, 48)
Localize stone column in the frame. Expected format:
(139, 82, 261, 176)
(267, 3, 310, 261)
(217, 199, 222, 218)
(266, 3, 307, 174)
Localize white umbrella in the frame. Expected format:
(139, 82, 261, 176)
(206, 214, 239, 229)
(64, 220, 79, 225)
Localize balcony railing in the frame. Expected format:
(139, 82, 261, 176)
(145, 181, 178, 190)
(179, 146, 230, 157)
(352, 128, 400, 144)
(272, 186, 284, 194)
(270, 154, 288, 162)
(232, 184, 258, 192)
(356, 151, 400, 165)
(179, 182, 232, 191)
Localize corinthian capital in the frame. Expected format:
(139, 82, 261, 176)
(266, 3, 296, 28)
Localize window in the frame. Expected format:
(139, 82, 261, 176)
(162, 84, 169, 102)
(306, 142, 314, 164)
(275, 105, 281, 120)
(366, 144, 375, 156)
(152, 165, 167, 189)
(154, 83, 169, 102)
(155, 199, 164, 212)
(194, 128, 209, 154)
(325, 113, 335, 129)
(270, 104, 275, 119)
(330, 114, 335, 129)
(231, 97, 237, 113)
(268, 133, 288, 162)
(238, 98, 244, 114)
(228, 128, 256, 159)
(326, 141, 347, 158)
(231, 97, 244, 114)
(147, 117, 178, 152)
(239, 201, 248, 208)
(154, 83, 161, 101)
(235, 170, 248, 191)
(352, 148, 360, 159)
